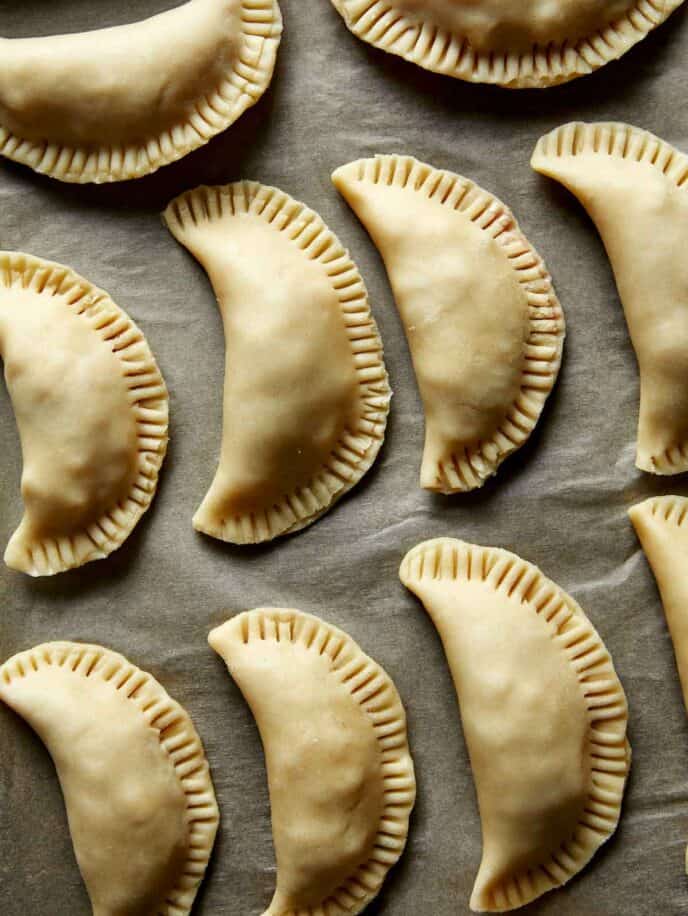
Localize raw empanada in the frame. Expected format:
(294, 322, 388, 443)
(532, 123, 688, 474)
(0, 251, 168, 576)
(630, 496, 688, 709)
(629, 496, 688, 872)
(0, 642, 219, 915)
(328, 0, 684, 88)
(333, 155, 564, 493)
(209, 607, 415, 916)
(400, 537, 630, 912)
(0, 0, 282, 183)
(164, 182, 390, 543)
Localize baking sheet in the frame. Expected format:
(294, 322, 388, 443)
(1, 1, 688, 913)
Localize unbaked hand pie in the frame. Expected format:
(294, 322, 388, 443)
(209, 607, 415, 916)
(333, 155, 564, 493)
(630, 497, 688, 709)
(533, 123, 688, 475)
(630, 496, 688, 872)
(0, 0, 282, 183)
(328, 0, 684, 88)
(400, 537, 630, 912)
(164, 182, 390, 544)
(0, 252, 168, 576)
(0, 642, 219, 915)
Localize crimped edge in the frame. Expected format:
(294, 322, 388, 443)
(332, 154, 565, 494)
(0, 0, 282, 183)
(208, 607, 416, 916)
(532, 121, 688, 474)
(400, 538, 630, 912)
(629, 494, 688, 530)
(0, 642, 220, 916)
(532, 121, 688, 191)
(1, 251, 169, 576)
(164, 181, 391, 544)
(329, 0, 683, 88)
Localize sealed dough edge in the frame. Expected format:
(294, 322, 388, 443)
(532, 121, 688, 475)
(0, 0, 282, 183)
(328, 0, 684, 88)
(0, 641, 220, 915)
(400, 537, 630, 912)
(164, 181, 391, 545)
(629, 495, 688, 873)
(209, 607, 416, 916)
(0, 251, 169, 577)
(333, 154, 565, 494)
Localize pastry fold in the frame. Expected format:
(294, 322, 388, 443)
(401, 537, 630, 912)
(0, 642, 219, 915)
(533, 122, 688, 474)
(0, 251, 168, 576)
(333, 155, 564, 493)
(164, 181, 390, 543)
(210, 607, 415, 916)
(0, 0, 282, 182)
(329, 0, 684, 88)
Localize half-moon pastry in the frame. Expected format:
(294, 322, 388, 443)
(0, 0, 282, 183)
(333, 154, 564, 494)
(532, 123, 688, 474)
(328, 0, 684, 88)
(0, 642, 219, 915)
(629, 496, 688, 873)
(164, 181, 390, 544)
(0, 252, 168, 576)
(630, 496, 688, 710)
(209, 607, 415, 916)
(400, 537, 630, 912)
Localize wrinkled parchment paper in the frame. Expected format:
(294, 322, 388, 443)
(2, 1, 688, 913)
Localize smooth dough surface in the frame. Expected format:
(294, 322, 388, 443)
(0, 251, 168, 577)
(333, 155, 564, 493)
(329, 0, 684, 87)
(0, 642, 219, 916)
(209, 607, 415, 916)
(164, 181, 390, 544)
(400, 538, 629, 912)
(0, 0, 282, 182)
(533, 122, 688, 475)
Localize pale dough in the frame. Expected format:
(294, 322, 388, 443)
(209, 607, 416, 916)
(401, 537, 630, 911)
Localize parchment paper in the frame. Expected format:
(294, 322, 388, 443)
(1, 1, 688, 913)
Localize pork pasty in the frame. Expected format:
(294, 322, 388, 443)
(328, 0, 684, 88)
(0, 252, 168, 576)
(0, 642, 219, 915)
(533, 122, 688, 474)
(333, 155, 564, 493)
(0, 0, 282, 183)
(209, 607, 415, 916)
(400, 537, 630, 912)
(164, 182, 390, 543)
